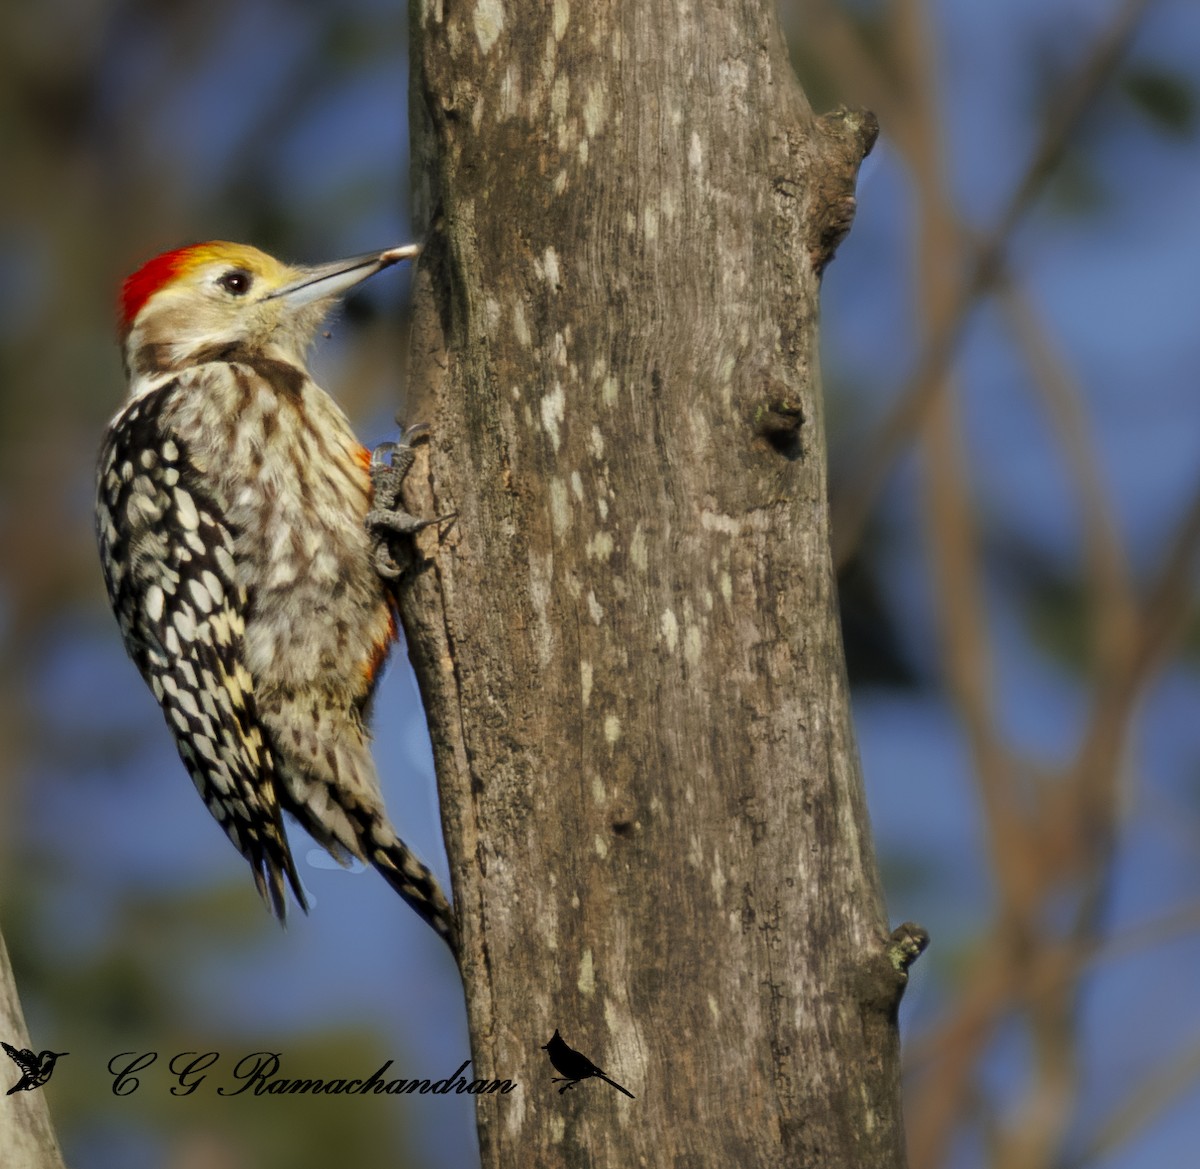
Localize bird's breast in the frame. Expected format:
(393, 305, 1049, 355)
(165, 359, 395, 697)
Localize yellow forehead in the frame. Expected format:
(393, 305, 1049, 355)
(173, 242, 292, 283)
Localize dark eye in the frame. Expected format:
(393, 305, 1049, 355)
(217, 269, 253, 296)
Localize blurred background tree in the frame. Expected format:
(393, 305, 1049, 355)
(0, 0, 1196, 1167)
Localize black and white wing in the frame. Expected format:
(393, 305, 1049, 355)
(96, 384, 305, 918)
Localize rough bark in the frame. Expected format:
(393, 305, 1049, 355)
(401, 1, 904, 1166)
(0, 934, 67, 1169)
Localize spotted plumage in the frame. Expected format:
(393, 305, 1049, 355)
(96, 241, 456, 950)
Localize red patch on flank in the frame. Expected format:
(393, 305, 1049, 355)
(119, 244, 205, 336)
(363, 611, 399, 688)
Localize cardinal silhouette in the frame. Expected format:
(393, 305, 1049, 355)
(542, 1029, 634, 1098)
(3, 1043, 68, 1094)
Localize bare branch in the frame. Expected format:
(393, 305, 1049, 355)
(831, 0, 1155, 569)
(996, 274, 1137, 680)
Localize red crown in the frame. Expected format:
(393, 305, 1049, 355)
(119, 245, 206, 336)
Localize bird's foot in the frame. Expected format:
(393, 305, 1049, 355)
(366, 424, 453, 580)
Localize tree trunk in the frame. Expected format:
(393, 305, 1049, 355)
(402, 1, 905, 1165)
(0, 934, 67, 1169)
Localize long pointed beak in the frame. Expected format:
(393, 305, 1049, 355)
(268, 243, 420, 307)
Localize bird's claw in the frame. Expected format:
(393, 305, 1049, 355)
(370, 423, 431, 474)
(366, 425, 453, 580)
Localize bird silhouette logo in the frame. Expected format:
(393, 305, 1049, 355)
(3, 1043, 68, 1095)
(542, 1029, 635, 1098)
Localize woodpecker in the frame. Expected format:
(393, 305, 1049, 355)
(96, 241, 457, 951)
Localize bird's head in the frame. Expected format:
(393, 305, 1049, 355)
(119, 241, 419, 376)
